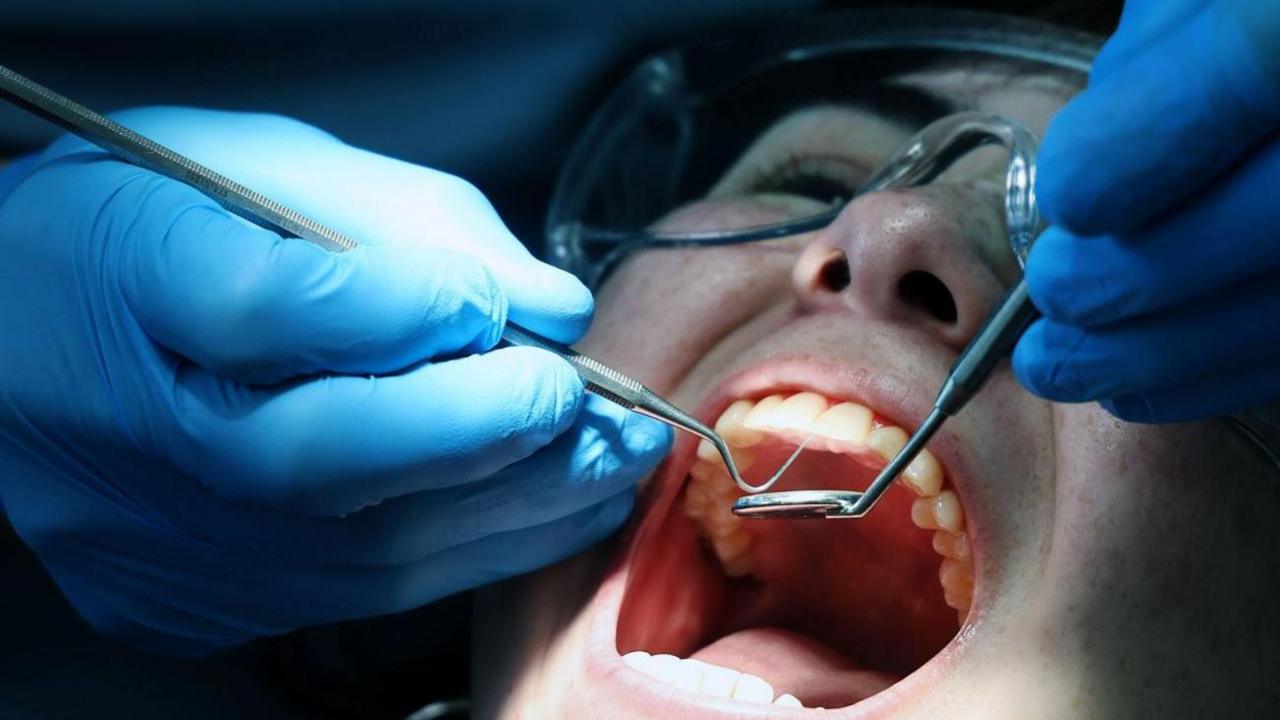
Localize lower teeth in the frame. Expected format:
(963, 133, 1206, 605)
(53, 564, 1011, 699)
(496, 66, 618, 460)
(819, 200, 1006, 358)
(622, 651, 806, 708)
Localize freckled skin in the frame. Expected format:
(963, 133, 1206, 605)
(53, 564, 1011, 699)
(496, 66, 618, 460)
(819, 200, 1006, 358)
(472, 66, 1280, 719)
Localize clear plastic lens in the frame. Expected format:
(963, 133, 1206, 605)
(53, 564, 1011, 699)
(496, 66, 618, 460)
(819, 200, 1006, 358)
(547, 11, 1093, 286)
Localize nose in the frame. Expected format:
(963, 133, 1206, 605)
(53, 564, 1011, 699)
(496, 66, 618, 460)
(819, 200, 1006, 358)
(791, 185, 1016, 350)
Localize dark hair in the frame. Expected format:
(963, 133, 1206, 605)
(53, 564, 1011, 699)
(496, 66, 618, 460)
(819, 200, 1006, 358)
(823, 0, 1122, 37)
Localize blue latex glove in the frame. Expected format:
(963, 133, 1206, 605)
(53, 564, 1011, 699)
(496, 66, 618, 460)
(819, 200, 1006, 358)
(0, 108, 670, 656)
(1013, 0, 1280, 422)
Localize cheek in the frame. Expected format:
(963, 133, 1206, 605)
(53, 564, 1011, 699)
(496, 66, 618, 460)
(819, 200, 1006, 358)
(1033, 406, 1280, 673)
(581, 245, 796, 391)
(915, 183, 1019, 284)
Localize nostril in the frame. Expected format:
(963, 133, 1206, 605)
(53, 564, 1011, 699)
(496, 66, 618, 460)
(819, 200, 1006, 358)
(897, 271, 958, 324)
(817, 250, 852, 292)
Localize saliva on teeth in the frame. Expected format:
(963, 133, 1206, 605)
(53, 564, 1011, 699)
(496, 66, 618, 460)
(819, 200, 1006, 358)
(685, 391, 976, 622)
(622, 651, 806, 708)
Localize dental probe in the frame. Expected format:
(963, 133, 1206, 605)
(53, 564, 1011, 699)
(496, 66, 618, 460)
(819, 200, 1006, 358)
(496, 326, 812, 492)
(0, 64, 806, 495)
(732, 279, 1040, 519)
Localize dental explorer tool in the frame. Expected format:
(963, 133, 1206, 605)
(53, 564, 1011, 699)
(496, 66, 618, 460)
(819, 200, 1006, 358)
(0, 64, 806, 494)
(732, 278, 1040, 519)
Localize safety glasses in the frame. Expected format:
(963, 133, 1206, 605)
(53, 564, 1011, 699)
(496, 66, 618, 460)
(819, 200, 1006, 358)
(544, 9, 1097, 289)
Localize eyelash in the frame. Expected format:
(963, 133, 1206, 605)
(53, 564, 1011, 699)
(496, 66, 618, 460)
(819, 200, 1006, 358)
(744, 152, 868, 205)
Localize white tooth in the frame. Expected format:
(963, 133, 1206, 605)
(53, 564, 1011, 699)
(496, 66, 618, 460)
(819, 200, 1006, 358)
(866, 425, 908, 461)
(689, 459, 724, 486)
(742, 394, 786, 430)
(730, 672, 775, 704)
(697, 439, 722, 465)
(940, 556, 975, 614)
(717, 399, 765, 448)
(903, 447, 944, 497)
(933, 489, 965, 533)
(910, 495, 940, 530)
(672, 658, 709, 692)
(811, 402, 873, 444)
(647, 654, 684, 686)
(685, 477, 715, 506)
(710, 528, 752, 561)
(932, 530, 971, 561)
(697, 440, 755, 472)
(774, 693, 803, 708)
(622, 651, 652, 673)
(769, 392, 828, 431)
(939, 556, 974, 589)
(698, 662, 742, 698)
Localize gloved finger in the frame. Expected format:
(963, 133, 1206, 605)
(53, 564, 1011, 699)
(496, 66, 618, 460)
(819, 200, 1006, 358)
(1026, 137, 1280, 326)
(169, 345, 587, 516)
(1099, 363, 1280, 423)
(198, 397, 669, 567)
(1037, 3, 1280, 235)
(0, 153, 39, 202)
(332, 491, 634, 622)
(1088, 0, 1207, 78)
(113, 171, 509, 384)
(104, 107, 595, 345)
(134, 491, 636, 654)
(330, 397, 665, 565)
(1013, 272, 1280, 403)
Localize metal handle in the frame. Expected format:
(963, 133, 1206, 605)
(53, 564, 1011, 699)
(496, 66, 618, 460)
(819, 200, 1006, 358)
(0, 64, 358, 253)
(936, 278, 1039, 416)
(499, 325, 644, 410)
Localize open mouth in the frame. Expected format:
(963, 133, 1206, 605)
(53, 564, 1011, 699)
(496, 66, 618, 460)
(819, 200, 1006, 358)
(602, 368, 978, 714)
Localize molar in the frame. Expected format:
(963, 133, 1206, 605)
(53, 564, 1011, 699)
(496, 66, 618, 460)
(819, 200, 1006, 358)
(939, 556, 975, 616)
(910, 490, 963, 532)
(709, 528, 752, 563)
(910, 496, 938, 529)
(932, 530, 971, 561)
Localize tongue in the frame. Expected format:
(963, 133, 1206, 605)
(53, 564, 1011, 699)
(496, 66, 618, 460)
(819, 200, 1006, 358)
(690, 626, 897, 708)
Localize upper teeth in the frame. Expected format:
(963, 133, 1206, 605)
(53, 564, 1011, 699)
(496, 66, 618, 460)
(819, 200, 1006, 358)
(686, 390, 976, 621)
(622, 651, 805, 708)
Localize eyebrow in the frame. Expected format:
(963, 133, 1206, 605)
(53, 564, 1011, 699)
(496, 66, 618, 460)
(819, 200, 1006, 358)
(860, 82, 962, 130)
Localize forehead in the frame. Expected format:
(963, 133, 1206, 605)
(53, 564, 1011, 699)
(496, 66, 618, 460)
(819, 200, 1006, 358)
(668, 52, 1083, 214)
(889, 58, 1084, 136)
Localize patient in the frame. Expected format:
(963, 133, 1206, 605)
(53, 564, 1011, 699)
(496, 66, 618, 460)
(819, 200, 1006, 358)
(472, 9, 1280, 718)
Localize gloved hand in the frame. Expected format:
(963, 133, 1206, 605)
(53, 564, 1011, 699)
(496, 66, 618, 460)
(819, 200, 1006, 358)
(1013, 0, 1280, 422)
(0, 107, 670, 656)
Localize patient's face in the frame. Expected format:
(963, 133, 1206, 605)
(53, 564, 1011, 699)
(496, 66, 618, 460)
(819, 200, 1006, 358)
(472, 57, 1280, 719)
